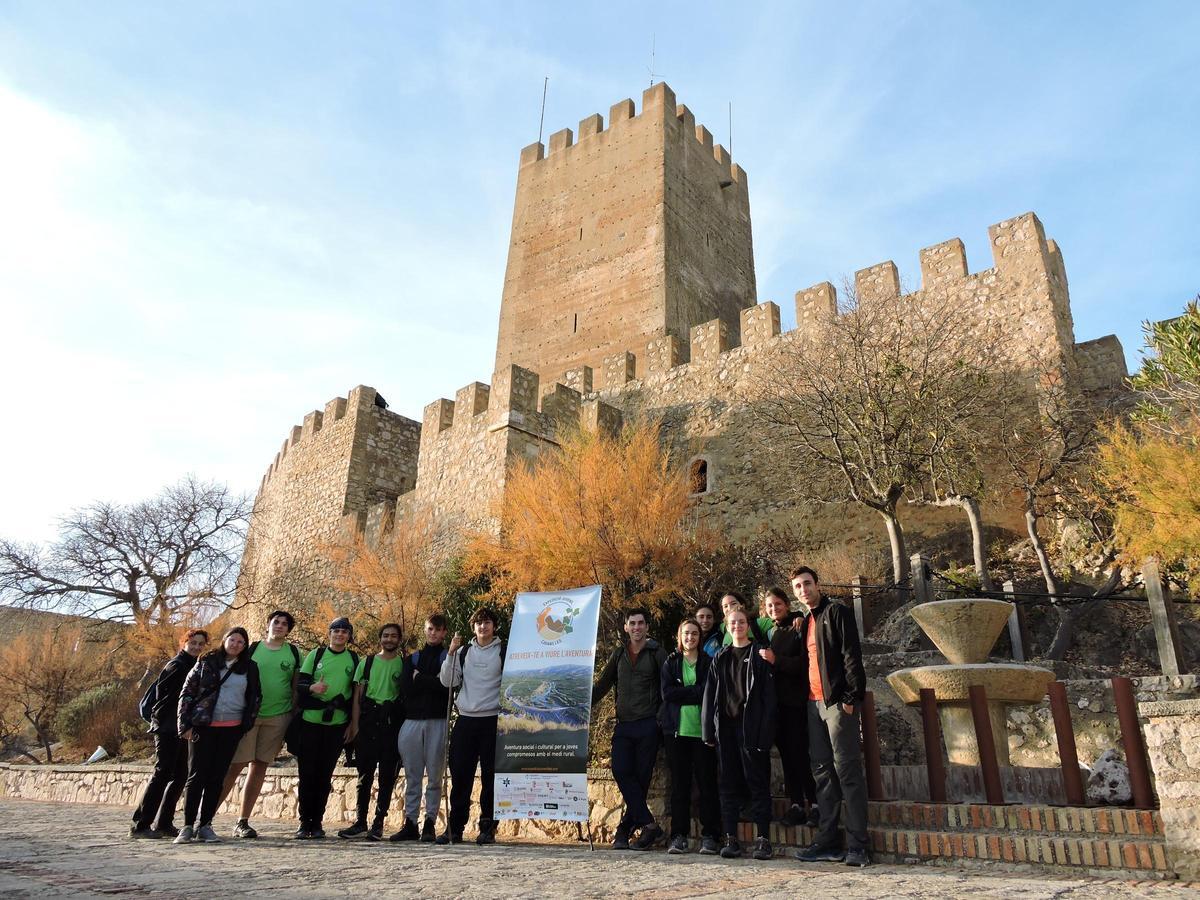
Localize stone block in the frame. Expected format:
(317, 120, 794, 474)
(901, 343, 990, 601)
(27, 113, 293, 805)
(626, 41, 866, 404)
(740, 302, 780, 347)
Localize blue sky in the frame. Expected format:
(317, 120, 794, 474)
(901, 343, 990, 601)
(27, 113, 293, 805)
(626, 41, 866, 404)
(1, 1, 1197, 542)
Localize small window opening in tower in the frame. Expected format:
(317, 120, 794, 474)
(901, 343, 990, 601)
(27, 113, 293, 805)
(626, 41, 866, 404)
(579, 227, 583, 241)
(573, 313, 578, 334)
(689, 458, 709, 495)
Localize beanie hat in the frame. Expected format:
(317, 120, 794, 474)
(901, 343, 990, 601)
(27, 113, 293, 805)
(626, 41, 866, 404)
(329, 616, 354, 637)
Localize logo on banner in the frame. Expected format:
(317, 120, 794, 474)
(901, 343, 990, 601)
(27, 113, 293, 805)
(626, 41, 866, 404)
(535, 598, 583, 644)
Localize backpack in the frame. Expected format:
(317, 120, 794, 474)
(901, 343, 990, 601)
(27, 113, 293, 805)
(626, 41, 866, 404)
(138, 666, 167, 723)
(301, 644, 360, 709)
(451, 640, 506, 695)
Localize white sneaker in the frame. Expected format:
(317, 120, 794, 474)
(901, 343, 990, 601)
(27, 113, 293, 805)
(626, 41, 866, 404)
(196, 824, 221, 843)
(173, 825, 194, 844)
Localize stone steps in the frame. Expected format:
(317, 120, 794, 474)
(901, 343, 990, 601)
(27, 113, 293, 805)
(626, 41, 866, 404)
(711, 799, 1172, 877)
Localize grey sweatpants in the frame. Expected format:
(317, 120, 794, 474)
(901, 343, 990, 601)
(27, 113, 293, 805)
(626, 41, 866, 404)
(398, 717, 448, 822)
(807, 699, 869, 851)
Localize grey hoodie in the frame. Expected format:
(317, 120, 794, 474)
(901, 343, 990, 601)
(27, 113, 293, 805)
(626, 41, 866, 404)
(439, 638, 503, 717)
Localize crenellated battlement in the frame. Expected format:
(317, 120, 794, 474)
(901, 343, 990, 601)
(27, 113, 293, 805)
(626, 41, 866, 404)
(516, 82, 745, 193)
(419, 364, 623, 449)
(563, 212, 1112, 396)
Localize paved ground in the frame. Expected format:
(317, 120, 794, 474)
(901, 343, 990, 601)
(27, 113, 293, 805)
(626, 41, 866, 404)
(0, 800, 1197, 899)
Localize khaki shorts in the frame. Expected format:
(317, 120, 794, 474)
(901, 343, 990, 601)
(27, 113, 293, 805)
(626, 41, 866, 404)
(232, 712, 292, 765)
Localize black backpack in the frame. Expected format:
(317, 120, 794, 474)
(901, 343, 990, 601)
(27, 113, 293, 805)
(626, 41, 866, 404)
(138, 664, 168, 723)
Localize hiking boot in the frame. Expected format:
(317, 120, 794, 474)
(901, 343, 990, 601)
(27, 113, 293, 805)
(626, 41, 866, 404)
(630, 823, 664, 851)
(129, 827, 161, 840)
(476, 819, 497, 845)
(434, 829, 462, 845)
(611, 823, 632, 850)
(667, 834, 689, 854)
(294, 825, 311, 840)
(338, 821, 368, 839)
(699, 835, 721, 855)
(233, 820, 258, 839)
(366, 823, 384, 842)
(778, 803, 806, 827)
(172, 825, 194, 844)
(795, 841, 845, 863)
(154, 822, 180, 838)
(420, 817, 436, 842)
(752, 836, 773, 860)
(390, 819, 420, 842)
(806, 806, 821, 828)
(308, 826, 326, 839)
(720, 835, 743, 859)
(196, 824, 221, 843)
(844, 847, 871, 867)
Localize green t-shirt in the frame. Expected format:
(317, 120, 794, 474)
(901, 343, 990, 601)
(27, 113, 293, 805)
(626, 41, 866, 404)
(354, 653, 405, 703)
(721, 616, 775, 646)
(678, 658, 702, 738)
(252, 642, 297, 718)
(299, 646, 356, 726)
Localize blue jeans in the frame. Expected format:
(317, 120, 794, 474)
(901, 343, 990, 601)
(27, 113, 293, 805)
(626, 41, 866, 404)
(611, 717, 659, 829)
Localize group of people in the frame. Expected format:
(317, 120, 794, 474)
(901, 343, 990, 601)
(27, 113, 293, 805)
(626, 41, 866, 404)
(130, 566, 869, 866)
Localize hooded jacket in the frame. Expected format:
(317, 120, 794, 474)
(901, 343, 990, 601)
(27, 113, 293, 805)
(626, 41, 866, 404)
(148, 649, 199, 735)
(799, 597, 866, 708)
(178, 650, 262, 735)
(439, 638, 504, 717)
(591, 638, 669, 724)
(700, 640, 776, 750)
(767, 611, 807, 708)
(658, 650, 712, 736)
(404, 643, 450, 720)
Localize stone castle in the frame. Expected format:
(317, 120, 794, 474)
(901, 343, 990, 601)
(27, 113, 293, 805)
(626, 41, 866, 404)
(236, 82, 1128, 615)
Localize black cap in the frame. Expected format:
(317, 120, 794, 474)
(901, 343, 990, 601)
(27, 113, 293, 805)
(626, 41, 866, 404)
(329, 616, 353, 637)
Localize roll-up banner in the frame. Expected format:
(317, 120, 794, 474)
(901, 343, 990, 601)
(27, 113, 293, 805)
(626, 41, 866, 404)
(494, 585, 602, 822)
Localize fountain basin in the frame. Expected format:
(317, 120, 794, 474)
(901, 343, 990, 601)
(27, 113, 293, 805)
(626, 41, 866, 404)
(908, 598, 1014, 664)
(887, 663, 1055, 766)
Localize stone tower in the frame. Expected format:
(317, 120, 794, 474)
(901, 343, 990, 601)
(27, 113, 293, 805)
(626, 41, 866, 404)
(493, 82, 756, 389)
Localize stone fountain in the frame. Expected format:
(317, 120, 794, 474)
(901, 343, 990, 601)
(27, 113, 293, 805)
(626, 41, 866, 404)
(887, 598, 1055, 765)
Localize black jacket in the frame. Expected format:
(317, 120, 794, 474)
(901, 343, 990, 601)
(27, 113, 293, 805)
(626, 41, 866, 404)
(767, 613, 807, 709)
(178, 651, 262, 735)
(592, 639, 669, 724)
(701, 641, 776, 750)
(148, 650, 198, 734)
(658, 650, 712, 736)
(799, 597, 866, 708)
(403, 644, 450, 720)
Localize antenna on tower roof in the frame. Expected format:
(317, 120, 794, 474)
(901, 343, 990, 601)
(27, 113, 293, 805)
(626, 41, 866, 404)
(648, 34, 656, 87)
(729, 101, 733, 157)
(537, 76, 549, 145)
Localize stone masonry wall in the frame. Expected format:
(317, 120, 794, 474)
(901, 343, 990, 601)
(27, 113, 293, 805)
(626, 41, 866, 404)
(1141, 697, 1200, 879)
(236, 385, 420, 620)
(494, 82, 755, 388)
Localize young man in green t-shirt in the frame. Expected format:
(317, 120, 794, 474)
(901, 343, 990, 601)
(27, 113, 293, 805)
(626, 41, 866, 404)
(339, 623, 405, 841)
(219, 609, 301, 839)
(295, 616, 357, 839)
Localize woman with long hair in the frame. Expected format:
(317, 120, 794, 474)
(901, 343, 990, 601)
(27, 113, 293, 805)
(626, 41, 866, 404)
(694, 603, 722, 659)
(659, 617, 721, 854)
(174, 626, 262, 843)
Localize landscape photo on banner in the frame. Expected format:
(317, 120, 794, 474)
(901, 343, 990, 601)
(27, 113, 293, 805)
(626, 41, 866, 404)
(494, 585, 602, 822)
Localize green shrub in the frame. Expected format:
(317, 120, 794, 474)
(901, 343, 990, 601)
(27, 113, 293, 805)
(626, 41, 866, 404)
(55, 682, 137, 753)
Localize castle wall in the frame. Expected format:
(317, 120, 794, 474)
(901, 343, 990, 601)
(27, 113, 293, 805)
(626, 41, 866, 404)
(236, 386, 420, 617)
(493, 83, 755, 389)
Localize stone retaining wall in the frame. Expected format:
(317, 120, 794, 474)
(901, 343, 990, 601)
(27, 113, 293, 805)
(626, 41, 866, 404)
(1141, 697, 1200, 880)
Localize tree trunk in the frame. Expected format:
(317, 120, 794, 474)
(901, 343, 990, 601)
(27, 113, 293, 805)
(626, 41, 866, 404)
(1044, 567, 1121, 661)
(958, 496, 996, 593)
(1024, 501, 1060, 596)
(881, 511, 910, 586)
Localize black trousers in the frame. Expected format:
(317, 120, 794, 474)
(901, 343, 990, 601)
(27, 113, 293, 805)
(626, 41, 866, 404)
(611, 717, 659, 829)
(716, 716, 771, 838)
(182, 726, 242, 828)
(447, 714, 497, 833)
(776, 704, 818, 806)
(297, 720, 347, 828)
(354, 714, 401, 825)
(665, 734, 720, 839)
(132, 730, 187, 830)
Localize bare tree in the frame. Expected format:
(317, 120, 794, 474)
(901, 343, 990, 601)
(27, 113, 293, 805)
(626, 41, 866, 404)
(995, 361, 1123, 659)
(0, 476, 250, 627)
(746, 283, 997, 587)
